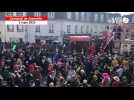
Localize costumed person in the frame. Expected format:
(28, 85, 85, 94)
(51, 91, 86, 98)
(101, 73, 111, 87)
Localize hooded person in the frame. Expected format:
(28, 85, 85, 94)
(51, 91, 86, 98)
(90, 74, 99, 87)
(40, 56, 49, 80)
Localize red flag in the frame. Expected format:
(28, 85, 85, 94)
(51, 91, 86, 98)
(100, 31, 113, 52)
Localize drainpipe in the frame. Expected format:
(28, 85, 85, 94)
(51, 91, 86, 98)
(60, 20, 64, 44)
(25, 25, 28, 42)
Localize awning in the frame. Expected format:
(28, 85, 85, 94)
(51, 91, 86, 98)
(69, 36, 91, 42)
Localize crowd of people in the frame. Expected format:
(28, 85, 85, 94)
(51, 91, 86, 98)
(0, 39, 134, 87)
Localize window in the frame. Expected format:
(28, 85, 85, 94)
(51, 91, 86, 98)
(86, 13, 89, 21)
(6, 12, 14, 32)
(131, 45, 134, 51)
(35, 25, 40, 32)
(81, 25, 84, 33)
(75, 25, 78, 33)
(114, 42, 120, 49)
(131, 34, 134, 40)
(17, 25, 23, 32)
(106, 15, 110, 23)
(75, 12, 79, 20)
(6, 12, 14, 16)
(95, 25, 98, 31)
(49, 24, 54, 33)
(86, 25, 89, 33)
(67, 12, 72, 19)
(132, 16, 134, 23)
(94, 13, 98, 22)
(106, 26, 110, 30)
(48, 12, 55, 18)
(7, 25, 14, 32)
(123, 44, 127, 48)
(34, 12, 41, 16)
(67, 25, 71, 33)
(100, 14, 104, 22)
(90, 28, 93, 33)
(81, 12, 85, 21)
(16, 12, 24, 16)
(16, 13, 24, 32)
(131, 45, 134, 47)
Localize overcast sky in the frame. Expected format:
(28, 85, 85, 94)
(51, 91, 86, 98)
(111, 12, 134, 16)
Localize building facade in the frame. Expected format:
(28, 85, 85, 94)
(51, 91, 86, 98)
(0, 12, 121, 43)
(112, 14, 134, 54)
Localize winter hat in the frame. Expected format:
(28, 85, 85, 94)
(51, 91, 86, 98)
(49, 82, 54, 87)
(83, 79, 87, 84)
(113, 76, 120, 82)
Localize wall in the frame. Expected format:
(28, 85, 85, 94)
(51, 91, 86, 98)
(5, 25, 26, 42)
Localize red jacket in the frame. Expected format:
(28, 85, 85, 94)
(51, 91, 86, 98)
(112, 80, 121, 87)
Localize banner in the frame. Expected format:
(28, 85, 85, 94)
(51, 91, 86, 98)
(100, 31, 113, 52)
(5, 16, 48, 25)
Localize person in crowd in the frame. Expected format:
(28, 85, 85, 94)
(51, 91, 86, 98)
(101, 73, 111, 87)
(90, 74, 99, 87)
(112, 76, 121, 87)
(0, 40, 133, 87)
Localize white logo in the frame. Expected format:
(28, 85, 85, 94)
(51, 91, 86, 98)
(122, 17, 129, 23)
(112, 17, 129, 24)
